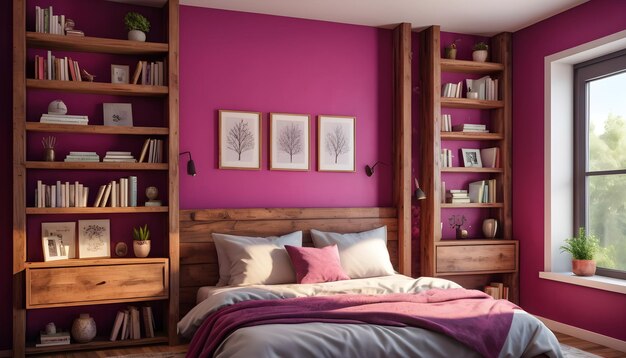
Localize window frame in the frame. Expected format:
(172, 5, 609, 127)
(573, 49, 626, 280)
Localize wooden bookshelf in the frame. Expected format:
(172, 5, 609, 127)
(26, 122, 169, 135)
(26, 161, 168, 170)
(440, 58, 504, 73)
(441, 132, 503, 141)
(26, 206, 169, 215)
(27, 32, 169, 55)
(440, 97, 504, 109)
(26, 257, 167, 268)
(27, 79, 168, 96)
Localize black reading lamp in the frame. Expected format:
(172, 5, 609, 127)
(180, 151, 197, 176)
(414, 178, 427, 200)
(365, 161, 388, 177)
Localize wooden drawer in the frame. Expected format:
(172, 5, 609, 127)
(436, 243, 516, 274)
(26, 262, 168, 308)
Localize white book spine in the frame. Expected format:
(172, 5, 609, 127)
(129, 176, 137, 207)
(37, 180, 42, 208)
(50, 185, 56, 208)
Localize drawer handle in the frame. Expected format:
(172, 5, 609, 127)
(96, 281, 106, 286)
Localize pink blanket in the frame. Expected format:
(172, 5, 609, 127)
(187, 288, 518, 358)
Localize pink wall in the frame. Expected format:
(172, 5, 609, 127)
(178, 7, 394, 209)
(513, 0, 626, 341)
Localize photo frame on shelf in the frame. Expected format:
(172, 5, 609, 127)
(219, 110, 261, 170)
(317, 115, 356, 172)
(103, 103, 133, 127)
(461, 148, 483, 168)
(41, 222, 76, 259)
(270, 113, 310, 171)
(42, 236, 68, 262)
(78, 219, 111, 258)
(111, 64, 130, 84)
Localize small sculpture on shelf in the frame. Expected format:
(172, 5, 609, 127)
(42, 136, 56, 162)
(449, 214, 468, 239)
(48, 99, 67, 115)
(144, 186, 162, 206)
(64, 18, 84, 37)
(80, 68, 95, 82)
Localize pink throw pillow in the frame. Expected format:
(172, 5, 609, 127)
(285, 244, 350, 284)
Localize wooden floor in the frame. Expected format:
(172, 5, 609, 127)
(33, 332, 623, 357)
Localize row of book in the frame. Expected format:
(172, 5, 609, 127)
(484, 282, 509, 300)
(64, 151, 138, 163)
(442, 81, 464, 98)
(41, 113, 89, 125)
(132, 61, 167, 86)
(36, 180, 89, 208)
(34, 51, 83, 81)
(469, 179, 497, 204)
(441, 148, 454, 167)
(110, 306, 156, 341)
(93, 176, 138, 208)
(446, 189, 470, 204)
(452, 123, 488, 133)
(104, 151, 137, 163)
(466, 76, 499, 101)
(34, 5, 64, 35)
(139, 138, 164, 163)
(65, 152, 99, 162)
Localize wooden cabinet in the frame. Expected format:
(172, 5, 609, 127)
(418, 26, 518, 303)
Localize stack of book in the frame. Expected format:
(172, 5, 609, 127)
(484, 282, 509, 300)
(36, 331, 70, 348)
(64, 151, 99, 162)
(452, 123, 487, 133)
(41, 113, 89, 125)
(103, 151, 137, 163)
(34, 51, 83, 81)
(132, 61, 166, 86)
(442, 81, 463, 98)
(139, 139, 164, 163)
(441, 114, 452, 132)
(466, 76, 499, 101)
(36, 180, 89, 208)
(110, 306, 155, 341)
(468, 179, 497, 203)
(34, 6, 66, 35)
(441, 148, 453, 167)
(446, 189, 470, 204)
(93, 176, 138, 207)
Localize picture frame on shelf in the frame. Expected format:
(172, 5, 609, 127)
(111, 64, 130, 84)
(270, 113, 310, 171)
(42, 236, 68, 262)
(219, 110, 261, 170)
(103, 103, 133, 127)
(41, 222, 76, 259)
(78, 219, 111, 258)
(317, 115, 356, 172)
(461, 148, 482, 168)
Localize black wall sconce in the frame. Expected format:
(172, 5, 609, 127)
(180, 151, 197, 176)
(365, 161, 388, 177)
(414, 178, 426, 200)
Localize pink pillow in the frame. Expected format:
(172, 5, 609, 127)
(285, 245, 350, 284)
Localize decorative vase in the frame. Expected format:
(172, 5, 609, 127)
(455, 227, 468, 239)
(572, 259, 596, 276)
(128, 29, 146, 42)
(444, 47, 457, 60)
(134, 240, 151, 258)
(482, 218, 498, 238)
(71, 314, 96, 343)
(472, 50, 488, 62)
(43, 148, 55, 162)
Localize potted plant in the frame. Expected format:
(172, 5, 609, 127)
(132, 224, 151, 258)
(560, 227, 599, 276)
(444, 39, 460, 60)
(124, 12, 150, 42)
(472, 42, 489, 62)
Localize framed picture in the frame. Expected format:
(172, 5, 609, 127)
(461, 148, 483, 168)
(42, 222, 76, 259)
(111, 64, 130, 84)
(270, 113, 310, 171)
(42, 236, 68, 262)
(78, 219, 111, 258)
(317, 115, 356, 172)
(103, 103, 133, 127)
(219, 110, 261, 170)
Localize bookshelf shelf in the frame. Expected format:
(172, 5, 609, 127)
(26, 206, 169, 215)
(25, 257, 168, 268)
(26, 79, 168, 96)
(435, 239, 517, 246)
(440, 58, 504, 74)
(26, 32, 169, 55)
(26, 161, 168, 170)
(441, 132, 503, 141)
(26, 334, 169, 354)
(440, 97, 504, 109)
(441, 203, 504, 208)
(441, 167, 503, 173)
(26, 122, 169, 135)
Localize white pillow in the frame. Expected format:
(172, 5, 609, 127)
(310, 226, 394, 279)
(212, 231, 302, 286)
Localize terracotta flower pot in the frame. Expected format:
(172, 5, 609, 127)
(572, 259, 596, 276)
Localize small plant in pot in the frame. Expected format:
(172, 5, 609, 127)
(472, 42, 489, 62)
(124, 12, 150, 42)
(560, 227, 599, 276)
(444, 39, 460, 60)
(133, 224, 151, 258)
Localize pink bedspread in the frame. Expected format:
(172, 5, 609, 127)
(187, 288, 519, 358)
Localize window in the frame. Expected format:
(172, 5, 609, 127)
(574, 50, 626, 279)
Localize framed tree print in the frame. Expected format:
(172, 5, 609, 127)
(78, 219, 111, 258)
(270, 113, 310, 171)
(318, 115, 356, 172)
(219, 110, 262, 169)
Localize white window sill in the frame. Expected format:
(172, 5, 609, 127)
(539, 271, 626, 294)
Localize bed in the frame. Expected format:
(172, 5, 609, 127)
(178, 208, 562, 358)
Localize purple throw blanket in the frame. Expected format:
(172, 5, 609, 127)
(187, 288, 518, 358)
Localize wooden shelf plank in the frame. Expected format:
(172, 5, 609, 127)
(441, 167, 503, 173)
(26, 334, 168, 354)
(27, 79, 168, 96)
(441, 132, 503, 141)
(440, 98, 503, 109)
(441, 203, 504, 208)
(27, 32, 168, 55)
(440, 58, 504, 73)
(26, 122, 169, 135)
(26, 206, 168, 214)
(26, 161, 168, 170)
(435, 239, 517, 246)
(25, 258, 168, 269)
(435, 269, 516, 276)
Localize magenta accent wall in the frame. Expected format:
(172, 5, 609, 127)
(513, 0, 626, 341)
(178, 7, 393, 209)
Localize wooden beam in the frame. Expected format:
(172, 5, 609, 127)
(392, 23, 412, 276)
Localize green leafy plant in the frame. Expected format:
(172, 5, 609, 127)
(473, 42, 488, 51)
(560, 227, 599, 260)
(133, 224, 150, 241)
(124, 12, 150, 33)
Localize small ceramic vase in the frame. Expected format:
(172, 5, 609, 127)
(71, 314, 96, 343)
(134, 240, 151, 258)
(128, 30, 146, 42)
(482, 218, 498, 238)
(473, 50, 488, 62)
(445, 47, 457, 60)
(43, 148, 55, 162)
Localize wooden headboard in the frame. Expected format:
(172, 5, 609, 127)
(179, 207, 398, 316)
